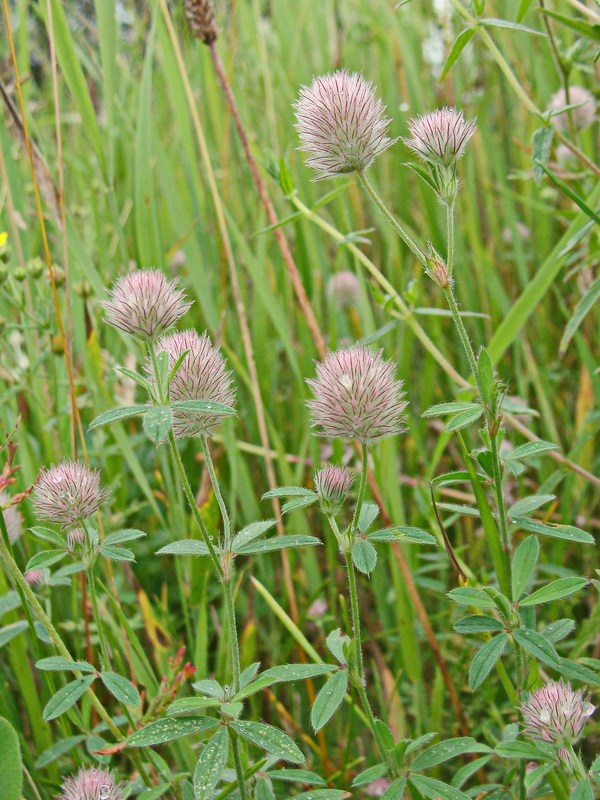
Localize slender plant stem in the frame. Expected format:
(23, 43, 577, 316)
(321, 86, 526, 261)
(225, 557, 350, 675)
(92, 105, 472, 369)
(489, 433, 510, 552)
(357, 171, 427, 266)
(350, 443, 369, 533)
(443, 287, 478, 379)
(230, 731, 249, 800)
(201, 436, 231, 549)
(223, 575, 241, 694)
(547, 769, 570, 800)
(446, 200, 456, 279)
(85, 563, 111, 671)
(167, 431, 224, 579)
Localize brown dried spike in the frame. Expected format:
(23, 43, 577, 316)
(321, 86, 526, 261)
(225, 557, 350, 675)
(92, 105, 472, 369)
(184, 0, 218, 45)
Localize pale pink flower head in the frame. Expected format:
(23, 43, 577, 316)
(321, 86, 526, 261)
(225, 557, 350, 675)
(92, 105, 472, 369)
(57, 766, 127, 800)
(294, 70, 397, 180)
(327, 271, 360, 309)
(0, 491, 23, 544)
(103, 269, 192, 341)
(307, 345, 407, 443)
(548, 86, 596, 132)
(149, 330, 236, 438)
(24, 568, 45, 587)
(520, 680, 595, 748)
(314, 464, 355, 515)
(403, 108, 477, 168)
(32, 461, 109, 527)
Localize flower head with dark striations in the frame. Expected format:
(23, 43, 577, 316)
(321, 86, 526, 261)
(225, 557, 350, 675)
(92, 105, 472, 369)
(520, 680, 595, 747)
(294, 70, 397, 180)
(314, 464, 355, 515)
(403, 108, 477, 168)
(0, 491, 23, 544)
(149, 330, 236, 439)
(548, 86, 596, 132)
(57, 766, 127, 800)
(103, 269, 192, 341)
(32, 461, 109, 528)
(307, 345, 407, 443)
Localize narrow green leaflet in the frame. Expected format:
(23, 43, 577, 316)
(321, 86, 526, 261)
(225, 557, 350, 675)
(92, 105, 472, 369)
(269, 769, 327, 786)
(230, 520, 277, 551)
(193, 678, 224, 698)
(42, 675, 96, 721)
(26, 550, 66, 571)
(326, 629, 351, 664)
(100, 672, 141, 706)
(89, 405, 150, 428)
(357, 502, 379, 532)
(451, 756, 492, 789)
(519, 577, 587, 606)
(171, 399, 236, 416)
(156, 540, 212, 556)
(438, 503, 480, 518)
(28, 526, 68, 548)
(560, 275, 600, 356)
(508, 494, 554, 518)
(409, 774, 471, 800)
(411, 737, 492, 770)
(423, 402, 480, 418)
(453, 616, 504, 634)
(239, 662, 261, 689)
(99, 545, 135, 562)
(368, 526, 436, 545)
(511, 536, 539, 601)
(509, 440, 558, 460)
(36, 656, 95, 673)
(531, 127, 554, 185)
(445, 407, 484, 432)
(513, 517, 594, 544)
(468, 633, 508, 689)
(34, 735, 86, 768)
(102, 529, 147, 546)
(558, 658, 600, 687)
(236, 535, 321, 555)
(0, 621, 28, 648)
(352, 539, 377, 575)
(230, 720, 304, 764)
(143, 406, 173, 444)
(440, 28, 476, 81)
(447, 587, 496, 608)
(479, 18, 546, 36)
(310, 670, 348, 731)
(495, 740, 552, 761)
(281, 496, 318, 514)
(570, 778, 594, 800)
(255, 777, 276, 800)
(351, 763, 388, 787)
(127, 717, 217, 747)
(512, 629, 560, 668)
(193, 727, 229, 800)
(477, 348, 496, 409)
(0, 717, 22, 800)
(262, 486, 315, 499)
(542, 619, 575, 643)
(381, 777, 407, 800)
(538, 9, 600, 42)
(292, 792, 351, 800)
(234, 663, 331, 701)
(167, 697, 221, 715)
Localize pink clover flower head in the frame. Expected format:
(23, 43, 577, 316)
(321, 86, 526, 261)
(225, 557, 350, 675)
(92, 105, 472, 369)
(294, 70, 397, 180)
(0, 491, 23, 544)
(548, 86, 596, 132)
(307, 345, 407, 443)
(32, 461, 109, 527)
(327, 271, 360, 309)
(103, 269, 192, 341)
(57, 766, 127, 800)
(520, 680, 595, 747)
(403, 107, 477, 168)
(149, 330, 236, 438)
(24, 568, 45, 587)
(314, 464, 355, 515)
(366, 778, 392, 797)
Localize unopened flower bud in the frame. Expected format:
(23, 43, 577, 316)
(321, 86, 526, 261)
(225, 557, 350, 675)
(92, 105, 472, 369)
(425, 246, 450, 289)
(314, 464, 354, 515)
(403, 107, 477, 169)
(28, 257, 45, 279)
(13, 267, 27, 282)
(24, 569, 45, 587)
(51, 266, 65, 287)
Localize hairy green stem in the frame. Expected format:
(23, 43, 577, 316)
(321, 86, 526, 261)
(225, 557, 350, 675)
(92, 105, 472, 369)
(547, 769, 570, 800)
(201, 435, 231, 550)
(85, 564, 111, 671)
(357, 170, 426, 266)
(231, 731, 249, 800)
(489, 433, 510, 552)
(223, 576, 241, 694)
(443, 286, 478, 380)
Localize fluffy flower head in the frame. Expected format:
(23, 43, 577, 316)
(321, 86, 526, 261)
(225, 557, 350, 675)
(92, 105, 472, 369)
(327, 271, 360, 309)
(57, 766, 127, 800)
(103, 269, 191, 341)
(307, 345, 407, 443)
(403, 107, 477, 168)
(548, 86, 596, 132)
(32, 461, 109, 527)
(295, 70, 397, 180)
(520, 680, 595, 747)
(184, 0, 218, 45)
(149, 330, 236, 438)
(314, 464, 355, 515)
(0, 491, 23, 544)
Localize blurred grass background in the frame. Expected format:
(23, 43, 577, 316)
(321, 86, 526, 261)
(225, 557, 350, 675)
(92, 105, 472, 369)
(0, 0, 599, 795)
